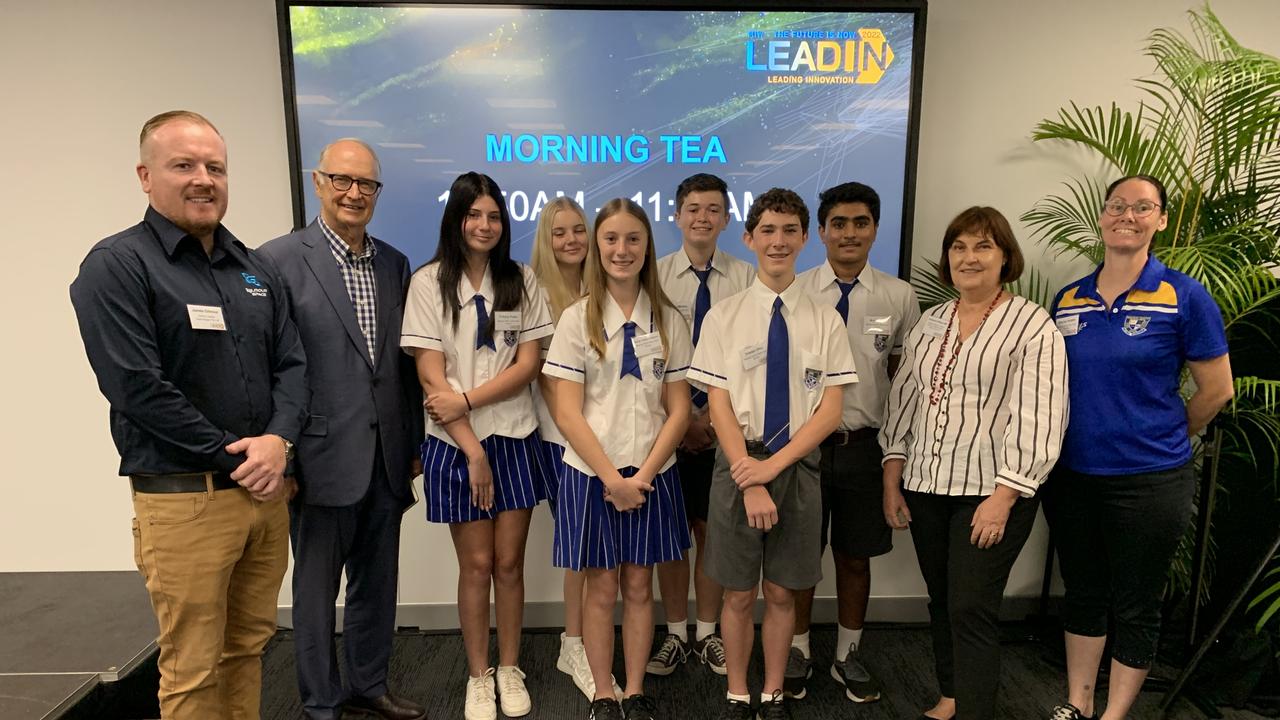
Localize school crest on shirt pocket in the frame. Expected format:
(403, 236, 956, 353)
(1122, 316, 1150, 337)
(803, 367, 823, 391)
(874, 334, 889, 353)
(502, 330, 519, 347)
(651, 358, 666, 381)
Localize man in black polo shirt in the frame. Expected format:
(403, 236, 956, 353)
(70, 110, 307, 720)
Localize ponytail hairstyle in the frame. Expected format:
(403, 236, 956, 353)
(429, 172, 525, 342)
(582, 198, 676, 359)
(530, 196, 588, 322)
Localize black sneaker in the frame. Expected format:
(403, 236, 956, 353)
(1049, 703, 1095, 720)
(621, 694, 658, 720)
(645, 633, 689, 676)
(782, 647, 812, 699)
(830, 643, 881, 703)
(716, 698, 753, 720)
(756, 691, 790, 720)
(693, 633, 727, 675)
(590, 697, 624, 720)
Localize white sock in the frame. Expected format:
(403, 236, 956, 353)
(727, 691, 751, 703)
(791, 630, 810, 659)
(761, 691, 782, 704)
(695, 619, 716, 642)
(667, 621, 688, 642)
(837, 624, 864, 656)
(562, 633, 583, 647)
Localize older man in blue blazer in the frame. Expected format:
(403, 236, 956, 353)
(259, 139, 425, 720)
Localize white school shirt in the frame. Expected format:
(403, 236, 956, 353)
(401, 262, 554, 446)
(794, 262, 920, 431)
(687, 277, 859, 441)
(542, 288, 692, 475)
(878, 295, 1068, 497)
(656, 247, 755, 417)
(531, 285, 585, 448)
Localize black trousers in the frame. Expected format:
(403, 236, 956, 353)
(290, 459, 404, 720)
(904, 490, 1039, 720)
(1042, 462, 1195, 669)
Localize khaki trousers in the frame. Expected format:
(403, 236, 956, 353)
(131, 481, 289, 720)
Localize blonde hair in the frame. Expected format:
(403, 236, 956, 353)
(583, 198, 676, 359)
(531, 197, 588, 321)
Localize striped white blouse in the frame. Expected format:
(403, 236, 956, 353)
(879, 295, 1068, 497)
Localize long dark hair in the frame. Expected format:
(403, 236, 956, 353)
(429, 172, 525, 341)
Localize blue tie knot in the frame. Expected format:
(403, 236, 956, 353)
(835, 279, 858, 325)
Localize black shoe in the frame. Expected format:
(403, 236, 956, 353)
(830, 643, 881, 703)
(692, 633, 728, 675)
(645, 633, 690, 676)
(782, 647, 811, 700)
(590, 697, 624, 720)
(756, 691, 790, 720)
(345, 692, 427, 720)
(1049, 703, 1096, 720)
(716, 698, 753, 720)
(621, 693, 658, 720)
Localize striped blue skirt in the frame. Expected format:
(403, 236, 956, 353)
(421, 432, 545, 524)
(533, 438, 567, 518)
(553, 464, 691, 570)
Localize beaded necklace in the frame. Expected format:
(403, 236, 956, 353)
(928, 291, 1003, 406)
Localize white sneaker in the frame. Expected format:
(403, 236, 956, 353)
(557, 634, 623, 700)
(496, 665, 532, 717)
(464, 668, 497, 720)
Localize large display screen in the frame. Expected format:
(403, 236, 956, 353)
(280, 2, 925, 274)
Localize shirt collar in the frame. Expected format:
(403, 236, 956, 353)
(678, 248, 728, 277)
(603, 287, 653, 339)
(318, 216, 376, 263)
(748, 274, 804, 313)
(1080, 253, 1167, 296)
(815, 261, 877, 293)
(457, 266, 495, 306)
(145, 205, 240, 261)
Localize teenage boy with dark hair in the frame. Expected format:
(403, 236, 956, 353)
(688, 188, 857, 719)
(787, 181, 920, 703)
(651, 173, 754, 676)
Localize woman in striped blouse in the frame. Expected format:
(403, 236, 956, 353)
(879, 206, 1068, 720)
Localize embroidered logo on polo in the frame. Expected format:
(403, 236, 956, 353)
(652, 358, 666, 380)
(803, 367, 822, 390)
(874, 334, 889, 352)
(502, 330, 518, 347)
(241, 272, 268, 297)
(1122, 316, 1151, 337)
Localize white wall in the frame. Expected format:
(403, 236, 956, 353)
(4, 0, 1277, 617)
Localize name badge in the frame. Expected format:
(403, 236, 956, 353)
(632, 332, 664, 357)
(1055, 315, 1080, 336)
(188, 304, 227, 331)
(741, 344, 767, 370)
(863, 315, 892, 335)
(493, 311, 521, 332)
(922, 315, 949, 338)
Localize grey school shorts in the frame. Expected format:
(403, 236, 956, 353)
(704, 444, 823, 591)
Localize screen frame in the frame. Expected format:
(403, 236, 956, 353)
(275, 0, 928, 279)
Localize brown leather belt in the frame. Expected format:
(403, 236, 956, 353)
(130, 471, 238, 494)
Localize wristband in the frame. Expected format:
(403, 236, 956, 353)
(463, 392, 473, 411)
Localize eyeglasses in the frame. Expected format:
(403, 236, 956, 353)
(1103, 199, 1162, 217)
(318, 171, 383, 196)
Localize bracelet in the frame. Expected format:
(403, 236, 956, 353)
(463, 392, 473, 411)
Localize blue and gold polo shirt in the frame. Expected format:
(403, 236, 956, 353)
(1051, 255, 1228, 475)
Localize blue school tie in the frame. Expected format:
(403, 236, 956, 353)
(620, 321, 642, 380)
(835, 279, 858, 325)
(691, 266, 712, 345)
(474, 295, 495, 350)
(763, 296, 790, 452)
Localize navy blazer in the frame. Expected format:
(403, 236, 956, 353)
(258, 221, 422, 507)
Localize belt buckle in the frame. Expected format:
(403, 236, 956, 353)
(833, 429, 851, 447)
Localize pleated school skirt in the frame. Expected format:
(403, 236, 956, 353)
(553, 464, 691, 571)
(421, 431, 545, 523)
(533, 438, 567, 519)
